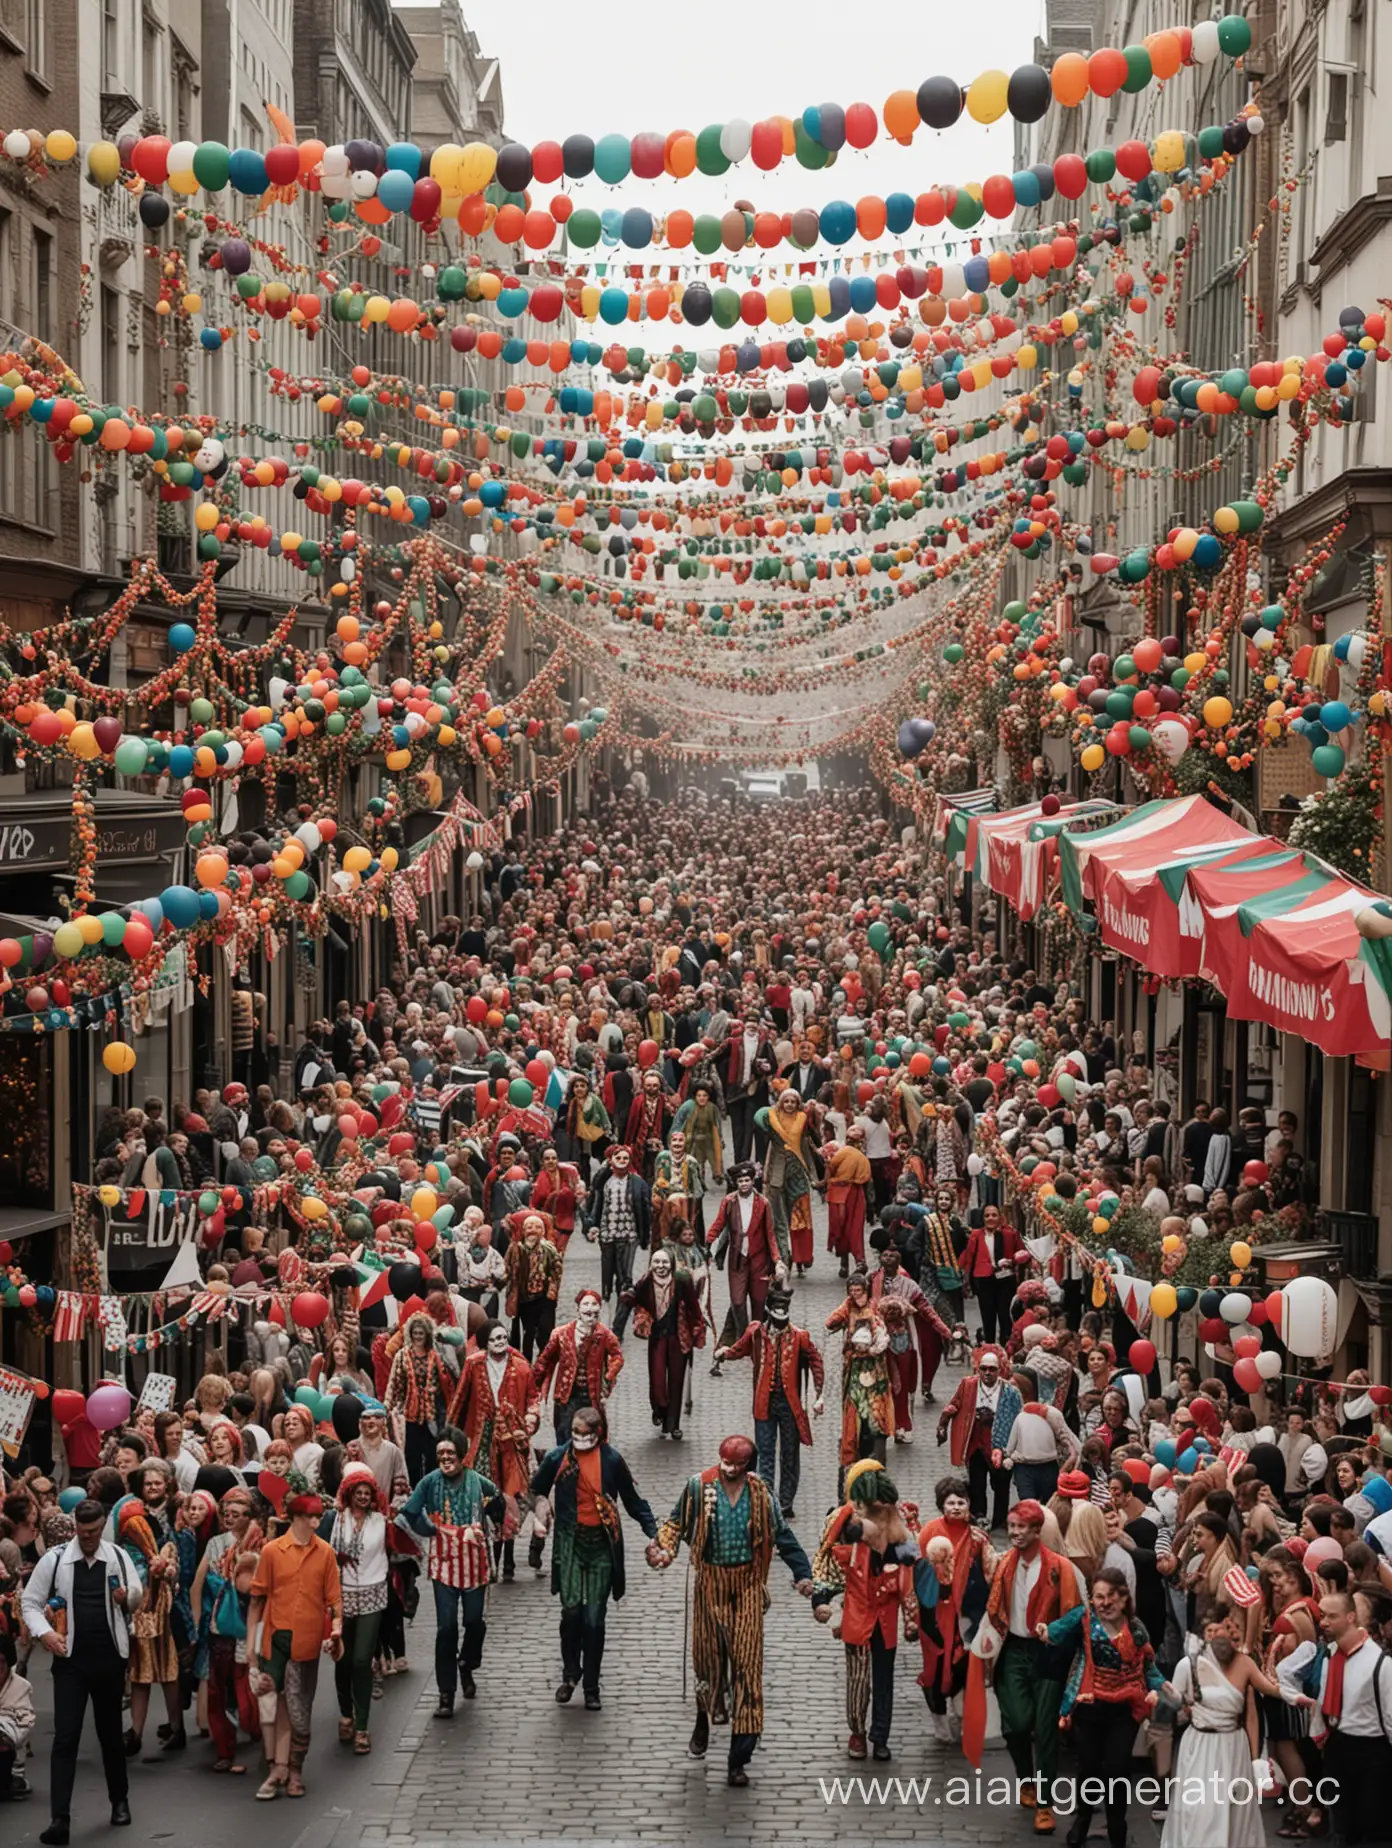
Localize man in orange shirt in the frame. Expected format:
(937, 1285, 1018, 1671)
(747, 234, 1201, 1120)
(248, 1493, 343, 1801)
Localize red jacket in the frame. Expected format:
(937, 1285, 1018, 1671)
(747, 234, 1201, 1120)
(533, 1319, 624, 1407)
(723, 1321, 825, 1444)
(723, 1029, 771, 1092)
(624, 1270, 706, 1353)
(530, 1164, 582, 1234)
(815, 1503, 918, 1647)
(707, 1191, 778, 1276)
(959, 1221, 1028, 1280)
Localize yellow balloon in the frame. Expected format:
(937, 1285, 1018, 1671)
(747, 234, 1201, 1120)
(1162, 1234, 1183, 1254)
(169, 168, 199, 195)
(98, 1183, 123, 1207)
(343, 845, 371, 873)
(1203, 696, 1234, 728)
(302, 1196, 327, 1219)
(87, 140, 121, 185)
(1230, 1240, 1253, 1268)
(1153, 130, 1185, 172)
(1016, 343, 1038, 370)
(194, 501, 219, 532)
(766, 287, 793, 325)
(45, 129, 77, 163)
(1081, 743, 1105, 771)
(1151, 1282, 1178, 1319)
(966, 70, 1010, 123)
(411, 1187, 438, 1220)
(102, 1041, 137, 1076)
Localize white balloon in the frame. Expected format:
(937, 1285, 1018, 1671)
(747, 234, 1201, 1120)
(465, 851, 484, 872)
(350, 170, 378, 199)
(1246, 112, 1265, 135)
(295, 822, 322, 854)
(168, 140, 198, 174)
(1151, 718, 1191, 764)
(322, 145, 349, 176)
(1188, 1215, 1209, 1238)
(268, 675, 288, 710)
(1191, 19, 1220, 60)
(2, 131, 28, 162)
(1219, 1291, 1251, 1324)
(1254, 1349, 1282, 1379)
(967, 1153, 984, 1176)
(939, 262, 966, 300)
(719, 119, 752, 163)
(1282, 1275, 1338, 1358)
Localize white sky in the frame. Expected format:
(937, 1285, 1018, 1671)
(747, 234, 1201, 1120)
(397, 0, 1047, 242)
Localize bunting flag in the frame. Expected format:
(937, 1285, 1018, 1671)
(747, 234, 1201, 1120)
(51, 1291, 92, 1343)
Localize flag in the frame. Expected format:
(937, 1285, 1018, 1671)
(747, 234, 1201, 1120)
(355, 1259, 391, 1311)
(52, 1291, 89, 1343)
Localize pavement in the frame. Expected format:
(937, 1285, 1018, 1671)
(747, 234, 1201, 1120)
(12, 1185, 1184, 1848)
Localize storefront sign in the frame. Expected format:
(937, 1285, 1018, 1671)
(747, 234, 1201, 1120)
(0, 1365, 37, 1457)
(0, 809, 185, 873)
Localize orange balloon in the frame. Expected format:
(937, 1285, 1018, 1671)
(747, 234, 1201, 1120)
(458, 194, 488, 235)
(298, 139, 326, 179)
(856, 195, 887, 239)
(355, 196, 391, 225)
(666, 208, 693, 248)
(493, 202, 524, 242)
(883, 89, 918, 143)
(1147, 30, 1182, 78)
(665, 131, 696, 178)
(1051, 51, 1091, 105)
(386, 297, 419, 333)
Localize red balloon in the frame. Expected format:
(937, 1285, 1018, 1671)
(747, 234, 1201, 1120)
(1232, 1358, 1262, 1394)
(637, 1038, 660, 1069)
(413, 1221, 438, 1251)
(1116, 139, 1153, 182)
(1264, 1290, 1285, 1331)
(1371, 1385, 1392, 1408)
(1198, 1316, 1227, 1343)
(53, 1388, 87, 1427)
(466, 995, 488, 1024)
(1242, 1160, 1269, 1186)
(750, 120, 783, 170)
(1246, 1299, 1268, 1326)
(293, 1147, 314, 1172)
(291, 1290, 330, 1329)
(844, 103, 877, 149)
(532, 140, 564, 184)
(1233, 1334, 1262, 1360)
(1128, 1339, 1157, 1374)
(265, 144, 300, 187)
(387, 1131, 414, 1157)
(856, 1081, 875, 1106)
(525, 1059, 548, 1087)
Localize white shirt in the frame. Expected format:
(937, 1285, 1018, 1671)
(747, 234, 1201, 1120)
(855, 1114, 893, 1160)
(1315, 1637, 1392, 1739)
(1009, 1553, 1042, 1637)
(486, 1353, 509, 1400)
(740, 1028, 759, 1080)
(737, 1193, 756, 1235)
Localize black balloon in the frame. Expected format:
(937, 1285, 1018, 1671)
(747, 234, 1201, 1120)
(562, 133, 595, 179)
(495, 141, 533, 192)
(388, 1260, 423, 1301)
(139, 193, 170, 227)
(916, 76, 962, 129)
(818, 102, 846, 152)
(331, 1393, 364, 1442)
(682, 282, 712, 327)
(1008, 64, 1052, 123)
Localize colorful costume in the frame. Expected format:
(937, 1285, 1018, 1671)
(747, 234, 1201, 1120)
(758, 1101, 821, 1268)
(721, 1314, 824, 1516)
(655, 1463, 811, 1775)
(824, 1143, 872, 1265)
(533, 1315, 624, 1444)
(673, 1093, 723, 1182)
(623, 1265, 706, 1437)
(967, 1539, 1085, 1802)
(396, 1465, 502, 1707)
(812, 1473, 919, 1755)
(824, 1297, 894, 1484)
(915, 1511, 995, 1735)
(446, 1346, 539, 1496)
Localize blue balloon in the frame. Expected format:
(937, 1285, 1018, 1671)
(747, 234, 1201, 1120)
(376, 168, 414, 212)
(136, 898, 164, 930)
(820, 199, 856, 245)
(227, 148, 268, 195)
(197, 891, 220, 920)
(385, 142, 421, 177)
(167, 744, 194, 778)
(599, 287, 628, 325)
(58, 1487, 85, 1513)
(1154, 1439, 1177, 1470)
(501, 337, 527, 363)
(497, 287, 528, 318)
(1012, 169, 1041, 208)
(620, 207, 653, 248)
(963, 255, 990, 293)
(160, 885, 201, 930)
(885, 192, 915, 235)
(1320, 700, 1352, 734)
(817, 102, 846, 152)
(827, 275, 851, 320)
(169, 622, 196, 653)
(848, 274, 877, 313)
(570, 339, 591, 363)
(1192, 533, 1222, 569)
(408, 495, 432, 526)
(802, 106, 822, 143)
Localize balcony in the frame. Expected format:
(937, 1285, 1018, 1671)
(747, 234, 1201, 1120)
(1320, 1209, 1380, 1282)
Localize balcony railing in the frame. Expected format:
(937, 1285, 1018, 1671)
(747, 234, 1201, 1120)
(1320, 1209, 1380, 1282)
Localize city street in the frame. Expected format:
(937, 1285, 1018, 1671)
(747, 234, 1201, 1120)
(13, 1192, 1165, 1848)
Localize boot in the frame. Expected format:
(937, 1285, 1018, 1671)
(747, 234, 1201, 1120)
(688, 1710, 710, 1759)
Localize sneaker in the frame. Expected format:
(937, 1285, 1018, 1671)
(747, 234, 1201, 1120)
(848, 1734, 868, 1760)
(1034, 1808, 1056, 1835)
(872, 1743, 892, 1762)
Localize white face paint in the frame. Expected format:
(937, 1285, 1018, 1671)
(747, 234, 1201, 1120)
(942, 1494, 971, 1522)
(487, 1328, 509, 1358)
(572, 1432, 599, 1452)
(652, 1255, 673, 1279)
(576, 1298, 600, 1330)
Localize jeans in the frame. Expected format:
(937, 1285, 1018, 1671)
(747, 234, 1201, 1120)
(431, 1580, 486, 1700)
(968, 1447, 1011, 1529)
(600, 1238, 637, 1334)
(1011, 1461, 1059, 1507)
(334, 1606, 385, 1730)
(755, 1389, 802, 1512)
(404, 1419, 435, 1485)
(50, 1647, 128, 1819)
(516, 1296, 556, 1362)
(1069, 1700, 1137, 1845)
(559, 1599, 608, 1692)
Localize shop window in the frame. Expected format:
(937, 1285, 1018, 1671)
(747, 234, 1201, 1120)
(0, 1036, 52, 1208)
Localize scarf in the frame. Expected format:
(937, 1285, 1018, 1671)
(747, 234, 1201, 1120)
(768, 1105, 808, 1153)
(984, 1542, 1083, 1639)
(925, 1213, 961, 1275)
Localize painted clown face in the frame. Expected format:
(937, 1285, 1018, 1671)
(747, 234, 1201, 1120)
(576, 1294, 600, 1331)
(651, 1251, 673, 1280)
(486, 1325, 509, 1358)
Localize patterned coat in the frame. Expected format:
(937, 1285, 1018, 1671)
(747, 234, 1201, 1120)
(937, 1375, 1023, 1468)
(503, 1235, 564, 1318)
(722, 1321, 824, 1444)
(624, 1270, 707, 1354)
(532, 1318, 624, 1407)
(446, 1348, 540, 1495)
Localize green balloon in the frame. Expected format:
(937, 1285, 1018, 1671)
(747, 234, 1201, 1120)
(1085, 148, 1116, 183)
(567, 209, 601, 248)
(114, 736, 148, 775)
(593, 134, 630, 185)
(284, 869, 312, 900)
(867, 920, 890, 952)
(711, 287, 741, 330)
(948, 189, 984, 230)
(1120, 44, 1152, 92)
(695, 125, 730, 176)
(508, 1078, 534, 1108)
(192, 141, 230, 191)
(1216, 12, 1251, 56)
(1197, 125, 1225, 160)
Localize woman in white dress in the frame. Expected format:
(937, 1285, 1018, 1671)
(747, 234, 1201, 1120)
(1162, 1609, 1291, 1848)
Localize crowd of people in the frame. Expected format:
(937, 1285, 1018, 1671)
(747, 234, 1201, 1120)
(0, 786, 1388, 1846)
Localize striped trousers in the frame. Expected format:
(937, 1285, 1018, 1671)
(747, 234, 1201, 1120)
(692, 1561, 769, 1736)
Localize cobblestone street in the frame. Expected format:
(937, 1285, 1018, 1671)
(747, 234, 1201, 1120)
(15, 1191, 1174, 1848)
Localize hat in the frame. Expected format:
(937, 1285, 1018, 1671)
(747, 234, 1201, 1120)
(1363, 1475, 1392, 1516)
(287, 1493, 323, 1519)
(1222, 1565, 1263, 1610)
(1057, 1470, 1092, 1500)
(1022, 1325, 1050, 1348)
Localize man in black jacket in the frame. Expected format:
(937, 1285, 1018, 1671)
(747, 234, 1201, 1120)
(586, 1144, 651, 1337)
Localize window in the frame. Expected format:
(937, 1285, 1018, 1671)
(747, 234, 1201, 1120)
(240, 105, 263, 154)
(101, 285, 121, 404)
(1326, 71, 1349, 145)
(142, 12, 159, 114)
(102, 0, 120, 87)
(24, 0, 43, 78)
(31, 228, 51, 343)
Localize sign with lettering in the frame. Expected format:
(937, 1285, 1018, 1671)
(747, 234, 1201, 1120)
(0, 807, 186, 872)
(0, 1365, 36, 1457)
